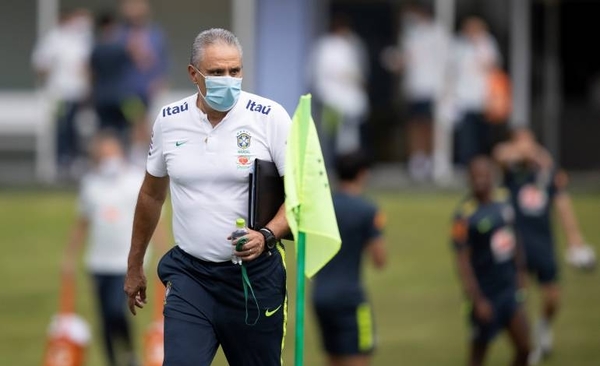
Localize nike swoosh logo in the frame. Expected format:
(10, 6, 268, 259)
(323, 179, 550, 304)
(265, 304, 282, 317)
(175, 141, 187, 147)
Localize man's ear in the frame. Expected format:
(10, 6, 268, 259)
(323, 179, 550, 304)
(187, 64, 198, 84)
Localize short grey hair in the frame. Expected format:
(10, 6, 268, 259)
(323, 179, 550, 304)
(190, 28, 243, 66)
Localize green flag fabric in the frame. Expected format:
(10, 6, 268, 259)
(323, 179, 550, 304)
(284, 94, 341, 278)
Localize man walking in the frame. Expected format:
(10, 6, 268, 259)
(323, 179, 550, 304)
(124, 28, 291, 366)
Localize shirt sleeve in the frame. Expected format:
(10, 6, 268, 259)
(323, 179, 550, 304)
(77, 179, 92, 219)
(550, 168, 568, 197)
(451, 214, 470, 251)
(474, 34, 501, 69)
(31, 33, 55, 72)
(267, 103, 292, 177)
(366, 206, 385, 242)
(146, 114, 167, 177)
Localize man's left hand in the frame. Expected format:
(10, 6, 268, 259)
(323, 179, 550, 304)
(233, 229, 265, 262)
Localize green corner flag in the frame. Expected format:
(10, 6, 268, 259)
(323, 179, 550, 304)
(284, 94, 341, 366)
(284, 94, 341, 278)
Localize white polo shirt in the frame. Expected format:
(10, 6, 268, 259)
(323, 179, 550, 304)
(147, 91, 291, 262)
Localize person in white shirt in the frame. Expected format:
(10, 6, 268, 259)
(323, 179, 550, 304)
(451, 17, 500, 166)
(384, 4, 448, 181)
(31, 8, 93, 177)
(62, 131, 166, 366)
(309, 14, 370, 167)
(124, 28, 291, 366)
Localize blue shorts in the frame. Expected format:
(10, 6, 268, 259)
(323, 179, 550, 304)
(157, 245, 287, 366)
(469, 289, 520, 344)
(313, 302, 375, 356)
(523, 241, 558, 284)
(408, 99, 433, 120)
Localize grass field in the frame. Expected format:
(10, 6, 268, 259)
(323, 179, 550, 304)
(1, 189, 599, 365)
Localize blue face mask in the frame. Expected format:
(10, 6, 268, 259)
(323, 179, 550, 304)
(194, 67, 242, 112)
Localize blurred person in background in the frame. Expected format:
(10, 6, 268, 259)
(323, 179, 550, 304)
(62, 131, 167, 366)
(451, 17, 500, 166)
(90, 12, 135, 147)
(493, 128, 596, 364)
(451, 156, 530, 366)
(312, 151, 386, 366)
(309, 14, 370, 168)
(382, 3, 447, 182)
(118, 0, 169, 166)
(31, 8, 93, 180)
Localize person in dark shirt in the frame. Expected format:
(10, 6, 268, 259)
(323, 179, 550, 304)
(493, 128, 595, 364)
(311, 151, 386, 366)
(118, 0, 169, 166)
(90, 12, 134, 144)
(451, 156, 530, 366)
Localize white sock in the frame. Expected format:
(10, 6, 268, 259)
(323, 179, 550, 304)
(535, 317, 553, 350)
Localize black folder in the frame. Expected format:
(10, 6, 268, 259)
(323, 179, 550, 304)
(248, 159, 292, 240)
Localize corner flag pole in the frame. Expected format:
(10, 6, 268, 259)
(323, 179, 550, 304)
(294, 231, 306, 366)
(287, 94, 341, 366)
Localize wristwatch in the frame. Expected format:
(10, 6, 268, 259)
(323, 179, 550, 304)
(259, 227, 278, 250)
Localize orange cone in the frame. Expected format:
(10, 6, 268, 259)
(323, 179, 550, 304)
(42, 274, 90, 366)
(143, 279, 165, 366)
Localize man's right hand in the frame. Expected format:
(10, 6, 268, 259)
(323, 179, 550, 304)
(124, 267, 147, 315)
(474, 297, 494, 323)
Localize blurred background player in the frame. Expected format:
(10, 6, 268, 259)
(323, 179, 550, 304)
(493, 128, 596, 364)
(118, 0, 168, 166)
(31, 8, 93, 180)
(311, 151, 386, 366)
(451, 156, 530, 366)
(309, 14, 370, 168)
(451, 17, 501, 166)
(90, 12, 135, 147)
(382, 3, 447, 182)
(62, 131, 167, 366)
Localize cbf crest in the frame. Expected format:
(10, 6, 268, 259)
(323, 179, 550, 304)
(235, 130, 253, 169)
(236, 130, 252, 151)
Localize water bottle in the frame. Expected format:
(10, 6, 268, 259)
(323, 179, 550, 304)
(231, 218, 248, 265)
